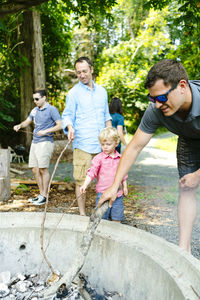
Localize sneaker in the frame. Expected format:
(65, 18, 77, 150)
(33, 195, 46, 206)
(28, 196, 39, 203)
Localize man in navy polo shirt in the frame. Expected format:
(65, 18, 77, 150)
(99, 59, 200, 255)
(14, 89, 62, 205)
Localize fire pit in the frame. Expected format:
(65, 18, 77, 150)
(0, 212, 200, 299)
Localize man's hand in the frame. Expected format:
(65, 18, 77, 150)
(13, 124, 21, 132)
(37, 129, 48, 136)
(67, 126, 75, 142)
(179, 170, 200, 190)
(97, 185, 118, 208)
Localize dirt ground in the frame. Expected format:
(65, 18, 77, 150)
(3, 160, 143, 224)
(2, 143, 200, 259)
(2, 140, 144, 220)
(2, 137, 200, 260)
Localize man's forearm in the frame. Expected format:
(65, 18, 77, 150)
(19, 118, 32, 128)
(67, 124, 73, 131)
(113, 128, 153, 188)
(113, 142, 139, 188)
(45, 121, 62, 133)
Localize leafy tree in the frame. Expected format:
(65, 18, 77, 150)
(97, 8, 174, 132)
(0, 14, 22, 146)
(145, 0, 200, 79)
(116, 0, 149, 39)
(0, 0, 116, 147)
(97, 0, 200, 132)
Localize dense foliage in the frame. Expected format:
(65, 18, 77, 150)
(96, 0, 200, 132)
(0, 0, 116, 146)
(0, 0, 200, 145)
(0, 14, 22, 145)
(96, 8, 174, 131)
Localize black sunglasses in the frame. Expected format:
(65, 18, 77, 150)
(147, 83, 178, 103)
(33, 97, 42, 101)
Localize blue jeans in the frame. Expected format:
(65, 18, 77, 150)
(96, 192, 124, 221)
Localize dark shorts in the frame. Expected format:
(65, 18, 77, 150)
(177, 136, 200, 179)
(96, 192, 124, 221)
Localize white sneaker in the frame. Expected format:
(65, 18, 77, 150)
(28, 196, 39, 203)
(33, 195, 46, 206)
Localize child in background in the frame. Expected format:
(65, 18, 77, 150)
(109, 97, 127, 153)
(80, 127, 128, 222)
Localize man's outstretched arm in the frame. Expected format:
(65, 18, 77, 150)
(98, 128, 153, 207)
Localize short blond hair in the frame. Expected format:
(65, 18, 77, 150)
(99, 126, 120, 144)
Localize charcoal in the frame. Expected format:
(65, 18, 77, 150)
(0, 282, 9, 298)
(0, 271, 121, 300)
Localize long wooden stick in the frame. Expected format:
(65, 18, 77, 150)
(43, 201, 109, 298)
(40, 140, 71, 274)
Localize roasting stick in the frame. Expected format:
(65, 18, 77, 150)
(43, 200, 109, 298)
(40, 140, 71, 274)
(16, 129, 110, 298)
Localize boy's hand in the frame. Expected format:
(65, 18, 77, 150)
(123, 186, 128, 197)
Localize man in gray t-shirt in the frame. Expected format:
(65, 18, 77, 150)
(14, 89, 62, 205)
(98, 59, 200, 255)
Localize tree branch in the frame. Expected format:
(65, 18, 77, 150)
(0, 0, 49, 17)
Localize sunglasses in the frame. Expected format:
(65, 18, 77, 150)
(33, 97, 42, 101)
(147, 83, 178, 103)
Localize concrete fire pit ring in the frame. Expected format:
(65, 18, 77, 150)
(0, 212, 200, 299)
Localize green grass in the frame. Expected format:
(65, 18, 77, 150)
(15, 184, 30, 195)
(154, 135, 178, 153)
(64, 176, 71, 182)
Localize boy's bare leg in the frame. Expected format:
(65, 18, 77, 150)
(76, 184, 86, 216)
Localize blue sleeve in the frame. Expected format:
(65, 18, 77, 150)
(51, 106, 61, 122)
(104, 89, 111, 122)
(117, 115, 124, 126)
(29, 107, 37, 121)
(62, 90, 77, 134)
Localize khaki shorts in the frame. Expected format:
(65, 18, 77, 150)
(73, 148, 97, 185)
(29, 141, 54, 168)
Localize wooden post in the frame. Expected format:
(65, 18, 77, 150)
(0, 149, 10, 202)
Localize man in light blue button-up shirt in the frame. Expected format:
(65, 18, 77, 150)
(62, 57, 111, 215)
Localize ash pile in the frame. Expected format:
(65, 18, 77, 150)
(0, 271, 122, 300)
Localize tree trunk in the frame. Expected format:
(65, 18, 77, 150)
(19, 10, 34, 149)
(32, 9, 46, 89)
(19, 9, 45, 149)
(0, 149, 10, 202)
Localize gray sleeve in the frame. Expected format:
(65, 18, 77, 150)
(139, 103, 162, 134)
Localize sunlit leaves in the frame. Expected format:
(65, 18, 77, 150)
(97, 8, 174, 132)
